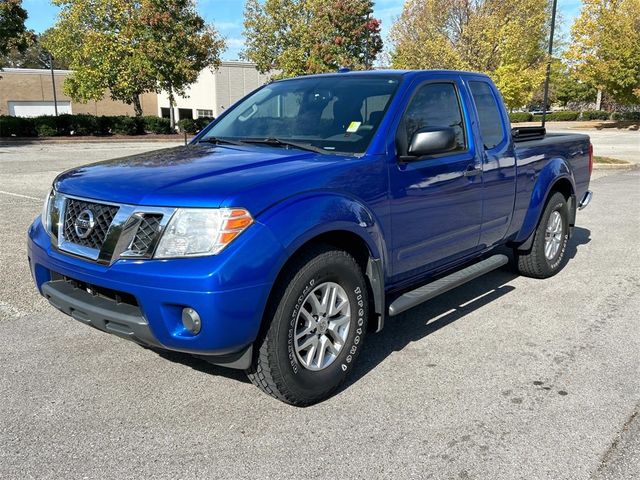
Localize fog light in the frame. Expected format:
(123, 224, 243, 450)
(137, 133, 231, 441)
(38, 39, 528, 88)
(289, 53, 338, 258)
(181, 308, 202, 334)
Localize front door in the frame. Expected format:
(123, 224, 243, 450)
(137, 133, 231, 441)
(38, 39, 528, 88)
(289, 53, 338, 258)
(389, 80, 483, 281)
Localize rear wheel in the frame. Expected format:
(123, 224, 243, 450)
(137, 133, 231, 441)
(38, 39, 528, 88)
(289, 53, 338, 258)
(516, 191, 570, 278)
(246, 246, 369, 406)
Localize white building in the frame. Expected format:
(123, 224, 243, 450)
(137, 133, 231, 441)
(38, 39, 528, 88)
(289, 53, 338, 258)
(156, 61, 271, 121)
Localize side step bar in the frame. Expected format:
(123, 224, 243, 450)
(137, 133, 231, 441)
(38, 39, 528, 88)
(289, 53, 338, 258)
(388, 254, 509, 316)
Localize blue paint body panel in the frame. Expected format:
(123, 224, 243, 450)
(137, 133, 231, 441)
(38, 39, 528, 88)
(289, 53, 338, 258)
(28, 70, 591, 356)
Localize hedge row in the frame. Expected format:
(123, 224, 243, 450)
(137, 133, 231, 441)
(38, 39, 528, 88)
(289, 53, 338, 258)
(509, 110, 640, 123)
(611, 111, 640, 121)
(508, 112, 534, 123)
(0, 114, 214, 137)
(176, 117, 214, 134)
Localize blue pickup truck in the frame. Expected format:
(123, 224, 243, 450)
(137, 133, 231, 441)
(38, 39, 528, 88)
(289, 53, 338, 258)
(28, 70, 592, 405)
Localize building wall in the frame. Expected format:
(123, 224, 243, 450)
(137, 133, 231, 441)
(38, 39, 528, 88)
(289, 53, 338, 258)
(215, 62, 270, 116)
(157, 61, 271, 119)
(0, 68, 157, 117)
(156, 69, 218, 119)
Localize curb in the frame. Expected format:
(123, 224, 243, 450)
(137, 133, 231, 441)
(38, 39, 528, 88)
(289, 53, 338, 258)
(0, 135, 192, 146)
(593, 162, 637, 170)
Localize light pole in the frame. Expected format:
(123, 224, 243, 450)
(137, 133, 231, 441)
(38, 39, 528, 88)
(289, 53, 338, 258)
(541, 0, 558, 128)
(49, 52, 59, 117)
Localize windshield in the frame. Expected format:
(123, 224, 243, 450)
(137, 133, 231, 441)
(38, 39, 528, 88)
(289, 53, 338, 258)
(200, 75, 401, 155)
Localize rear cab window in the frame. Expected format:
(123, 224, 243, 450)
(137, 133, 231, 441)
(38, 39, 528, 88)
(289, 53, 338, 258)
(469, 81, 507, 150)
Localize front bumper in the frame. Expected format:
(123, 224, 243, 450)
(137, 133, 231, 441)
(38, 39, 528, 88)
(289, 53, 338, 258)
(28, 217, 287, 367)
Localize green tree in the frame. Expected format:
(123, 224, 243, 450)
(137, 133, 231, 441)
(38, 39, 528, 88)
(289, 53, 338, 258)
(138, 1, 225, 127)
(44, 0, 224, 118)
(566, 0, 640, 105)
(0, 0, 30, 70)
(389, 0, 550, 110)
(242, 0, 382, 78)
(1, 31, 70, 69)
(530, 59, 597, 108)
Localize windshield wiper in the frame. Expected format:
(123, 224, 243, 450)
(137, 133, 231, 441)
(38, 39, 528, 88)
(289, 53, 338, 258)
(243, 137, 328, 154)
(198, 136, 247, 146)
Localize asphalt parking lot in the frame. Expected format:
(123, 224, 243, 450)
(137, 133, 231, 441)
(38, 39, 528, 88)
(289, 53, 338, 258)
(1, 141, 639, 479)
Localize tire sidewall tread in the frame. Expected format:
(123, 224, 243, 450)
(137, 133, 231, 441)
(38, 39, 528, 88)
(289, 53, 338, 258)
(247, 245, 369, 406)
(517, 192, 570, 279)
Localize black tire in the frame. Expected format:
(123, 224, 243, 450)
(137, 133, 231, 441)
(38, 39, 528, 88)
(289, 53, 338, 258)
(246, 245, 369, 406)
(516, 191, 570, 278)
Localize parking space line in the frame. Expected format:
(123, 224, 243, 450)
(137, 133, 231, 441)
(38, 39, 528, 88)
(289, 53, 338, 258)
(0, 190, 40, 201)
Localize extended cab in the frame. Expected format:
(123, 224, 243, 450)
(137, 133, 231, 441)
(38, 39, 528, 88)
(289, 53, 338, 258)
(28, 70, 593, 405)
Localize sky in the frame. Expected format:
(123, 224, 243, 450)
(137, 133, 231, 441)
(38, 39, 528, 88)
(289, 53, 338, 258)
(22, 0, 584, 61)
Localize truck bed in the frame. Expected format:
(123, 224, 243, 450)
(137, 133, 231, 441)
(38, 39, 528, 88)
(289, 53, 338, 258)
(507, 131, 592, 244)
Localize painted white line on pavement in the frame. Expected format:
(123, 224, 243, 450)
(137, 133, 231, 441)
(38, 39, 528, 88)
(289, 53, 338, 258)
(0, 190, 40, 201)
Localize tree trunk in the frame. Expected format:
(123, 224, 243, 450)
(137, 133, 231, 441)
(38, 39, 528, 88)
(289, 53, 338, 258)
(132, 95, 143, 117)
(168, 87, 176, 130)
(595, 89, 602, 111)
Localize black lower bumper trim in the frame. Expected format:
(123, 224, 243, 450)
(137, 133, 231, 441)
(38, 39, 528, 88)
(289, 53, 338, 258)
(41, 279, 253, 370)
(42, 279, 162, 348)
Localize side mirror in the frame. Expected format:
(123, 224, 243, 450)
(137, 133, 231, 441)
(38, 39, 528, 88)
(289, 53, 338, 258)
(407, 127, 457, 158)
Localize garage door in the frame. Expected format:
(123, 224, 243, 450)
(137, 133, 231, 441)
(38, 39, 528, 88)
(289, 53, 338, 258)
(8, 101, 72, 117)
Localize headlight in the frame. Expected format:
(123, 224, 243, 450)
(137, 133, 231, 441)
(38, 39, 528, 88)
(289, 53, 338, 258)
(41, 188, 54, 234)
(154, 208, 253, 258)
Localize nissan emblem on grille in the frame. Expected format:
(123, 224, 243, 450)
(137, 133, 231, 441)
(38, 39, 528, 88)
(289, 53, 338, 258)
(74, 209, 96, 239)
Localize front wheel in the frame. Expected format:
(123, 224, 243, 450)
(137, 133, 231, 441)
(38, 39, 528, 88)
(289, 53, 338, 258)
(247, 246, 369, 406)
(516, 191, 570, 278)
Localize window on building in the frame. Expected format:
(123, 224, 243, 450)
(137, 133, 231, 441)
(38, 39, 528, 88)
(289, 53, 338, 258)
(197, 109, 214, 119)
(178, 108, 193, 120)
(160, 108, 171, 119)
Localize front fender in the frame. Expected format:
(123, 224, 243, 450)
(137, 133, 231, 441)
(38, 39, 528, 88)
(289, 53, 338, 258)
(258, 192, 388, 264)
(515, 157, 576, 243)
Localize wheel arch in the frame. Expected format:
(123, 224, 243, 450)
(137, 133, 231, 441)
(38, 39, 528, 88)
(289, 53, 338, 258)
(261, 229, 385, 336)
(514, 158, 577, 250)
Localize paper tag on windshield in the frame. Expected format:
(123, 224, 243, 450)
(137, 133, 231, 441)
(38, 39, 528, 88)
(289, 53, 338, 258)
(346, 121, 361, 133)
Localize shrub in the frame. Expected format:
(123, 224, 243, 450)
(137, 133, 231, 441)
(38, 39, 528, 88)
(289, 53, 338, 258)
(177, 117, 214, 134)
(581, 110, 610, 121)
(95, 116, 113, 135)
(530, 111, 579, 122)
(33, 116, 61, 136)
(611, 111, 640, 121)
(69, 114, 98, 135)
(54, 114, 74, 135)
(509, 112, 533, 123)
(36, 124, 58, 137)
(547, 111, 580, 121)
(112, 116, 144, 135)
(177, 118, 199, 134)
(0, 116, 36, 137)
(195, 117, 214, 132)
(143, 116, 173, 134)
(32, 114, 97, 136)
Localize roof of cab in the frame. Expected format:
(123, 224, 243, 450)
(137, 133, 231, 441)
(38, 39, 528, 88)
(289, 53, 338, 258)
(274, 69, 491, 81)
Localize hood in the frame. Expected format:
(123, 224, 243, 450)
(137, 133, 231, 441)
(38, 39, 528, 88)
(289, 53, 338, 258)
(54, 144, 350, 210)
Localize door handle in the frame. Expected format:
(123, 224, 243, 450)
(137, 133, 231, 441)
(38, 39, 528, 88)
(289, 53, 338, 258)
(463, 167, 482, 177)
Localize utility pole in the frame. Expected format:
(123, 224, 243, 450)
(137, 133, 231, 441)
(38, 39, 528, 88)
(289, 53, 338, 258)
(541, 0, 558, 128)
(49, 52, 59, 116)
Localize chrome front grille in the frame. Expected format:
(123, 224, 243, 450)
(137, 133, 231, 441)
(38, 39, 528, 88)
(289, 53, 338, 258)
(128, 214, 163, 255)
(51, 194, 175, 264)
(63, 198, 119, 250)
